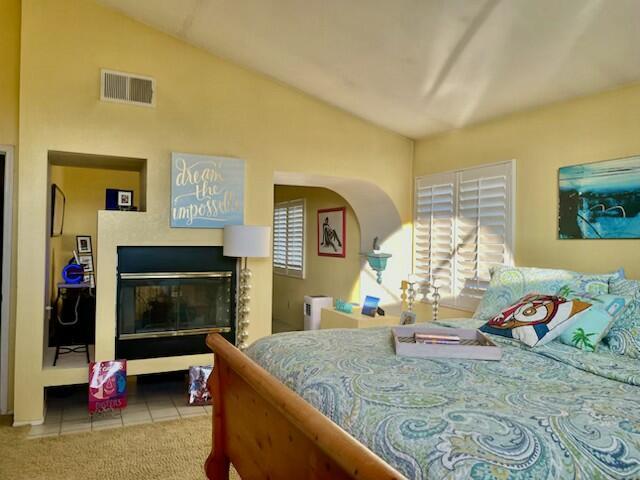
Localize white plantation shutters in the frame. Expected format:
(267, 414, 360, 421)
(273, 204, 288, 270)
(414, 173, 456, 299)
(414, 161, 514, 310)
(273, 199, 305, 278)
(456, 163, 514, 309)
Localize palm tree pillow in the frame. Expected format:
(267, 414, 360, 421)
(479, 294, 592, 347)
(556, 292, 631, 352)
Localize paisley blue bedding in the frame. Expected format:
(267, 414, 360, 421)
(246, 319, 640, 480)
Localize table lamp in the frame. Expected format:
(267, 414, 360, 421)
(223, 225, 271, 350)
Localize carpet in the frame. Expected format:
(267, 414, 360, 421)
(0, 415, 241, 480)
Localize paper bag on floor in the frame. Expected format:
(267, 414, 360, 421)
(188, 365, 212, 405)
(88, 360, 127, 414)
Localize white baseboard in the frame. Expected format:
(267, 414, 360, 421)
(12, 417, 44, 427)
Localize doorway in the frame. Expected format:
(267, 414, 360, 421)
(0, 145, 14, 414)
(272, 185, 362, 334)
(271, 171, 411, 334)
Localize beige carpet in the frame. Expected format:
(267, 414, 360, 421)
(0, 415, 240, 480)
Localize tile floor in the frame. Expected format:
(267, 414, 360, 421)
(29, 379, 211, 439)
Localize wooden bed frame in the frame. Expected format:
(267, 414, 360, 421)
(204, 333, 404, 479)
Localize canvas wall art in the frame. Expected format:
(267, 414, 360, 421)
(559, 155, 640, 239)
(317, 207, 346, 257)
(171, 152, 245, 228)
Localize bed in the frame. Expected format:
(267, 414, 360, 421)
(205, 319, 640, 479)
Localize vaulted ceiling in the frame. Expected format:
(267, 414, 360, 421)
(97, 0, 640, 138)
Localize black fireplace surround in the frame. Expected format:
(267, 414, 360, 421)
(116, 246, 237, 359)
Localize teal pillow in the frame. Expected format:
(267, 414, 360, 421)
(557, 293, 631, 352)
(606, 278, 640, 359)
(473, 266, 619, 322)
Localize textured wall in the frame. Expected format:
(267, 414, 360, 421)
(13, 0, 412, 422)
(414, 83, 640, 319)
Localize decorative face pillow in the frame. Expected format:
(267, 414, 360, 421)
(479, 294, 591, 347)
(557, 293, 631, 352)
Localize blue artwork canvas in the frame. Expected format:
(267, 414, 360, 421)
(171, 152, 244, 228)
(559, 155, 640, 239)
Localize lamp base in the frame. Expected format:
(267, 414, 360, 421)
(236, 259, 252, 350)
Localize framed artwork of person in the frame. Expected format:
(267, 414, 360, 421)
(317, 207, 346, 257)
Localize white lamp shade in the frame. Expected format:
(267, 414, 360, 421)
(223, 225, 271, 258)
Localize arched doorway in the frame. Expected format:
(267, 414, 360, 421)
(272, 172, 411, 332)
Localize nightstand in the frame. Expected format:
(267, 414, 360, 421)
(320, 307, 401, 329)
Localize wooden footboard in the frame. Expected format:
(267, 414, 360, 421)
(204, 333, 404, 479)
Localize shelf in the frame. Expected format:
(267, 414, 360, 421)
(41, 349, 214, 387)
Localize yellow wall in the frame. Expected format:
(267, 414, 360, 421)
(48, 165, 140, 299)
(0, 0, 20, 146)
(272, 186, 361, 332)
(13, 0, 412, 422)
(414, 83, 640, 319)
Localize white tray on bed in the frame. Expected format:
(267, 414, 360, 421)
(392, 326, 502, 361)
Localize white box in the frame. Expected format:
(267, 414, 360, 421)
(303, 296, 333, 330)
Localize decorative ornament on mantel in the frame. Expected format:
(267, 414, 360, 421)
(362, 237, 392, 285)
(223, 225, 271, 351)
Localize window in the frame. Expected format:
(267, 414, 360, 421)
(273, 199, 305, 278)
(414, 161, 515, 310)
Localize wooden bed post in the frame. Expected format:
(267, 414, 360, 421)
(205, 351, 230, 480)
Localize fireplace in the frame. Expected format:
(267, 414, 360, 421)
(116, 246, 236, 359)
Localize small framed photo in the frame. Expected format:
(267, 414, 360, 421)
(78, 254, 94, 273)
(118, 190, 133, 208)
(318, 207, 346, 257)
(361, 295, 380, 317)
(76, 235, 92, 254)
(400, 311, 417, 325)
(84, 274, 95, 288)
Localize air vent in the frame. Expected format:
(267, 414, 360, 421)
(100, 69, 155, 107)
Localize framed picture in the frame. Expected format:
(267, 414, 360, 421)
(78, 254, 94, 273)
(361, 296, 380, 317)
(559, 155, 640, 239)
(317, 207, 346, 257)
(76, 235, 92, 254)
(105, 189, 135, 210)
(84, 274, 95, 289)
(50, 184, 66, 237)
(400, 311, 417, 325)
(118, 190, 133, 208)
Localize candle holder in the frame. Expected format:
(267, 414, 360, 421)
(414, 281, 440, 323)
(431, 283, 441, 323)
(407, 281, 417, 312)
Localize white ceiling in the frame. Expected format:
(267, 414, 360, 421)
(97, 0, 640, 138)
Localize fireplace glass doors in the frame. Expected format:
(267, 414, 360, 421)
(118, 272, 232, 339)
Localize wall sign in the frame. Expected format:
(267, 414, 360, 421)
(171, 152, 244, 228)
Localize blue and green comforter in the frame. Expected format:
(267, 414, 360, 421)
(246, 320, 640, 480)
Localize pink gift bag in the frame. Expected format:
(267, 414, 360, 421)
(88, 360, 127, 414)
